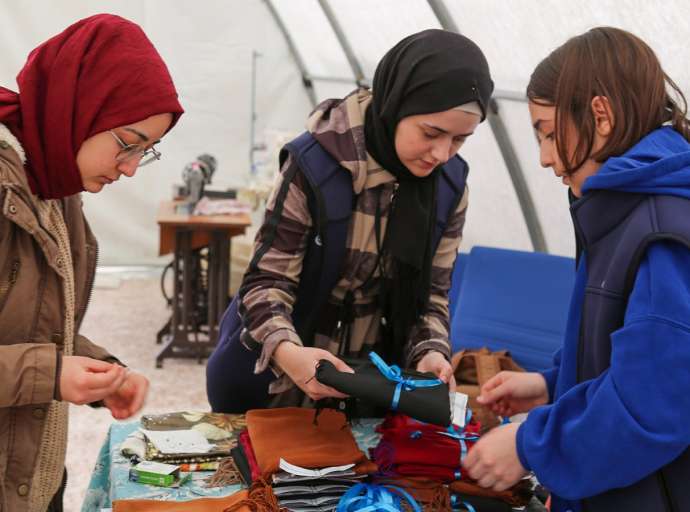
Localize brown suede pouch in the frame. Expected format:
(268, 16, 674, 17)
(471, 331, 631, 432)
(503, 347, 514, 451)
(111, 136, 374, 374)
(451, 348, 524, 432)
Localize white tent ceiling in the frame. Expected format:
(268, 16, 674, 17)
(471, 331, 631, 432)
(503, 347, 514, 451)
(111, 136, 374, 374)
(2, 0, 689, 264)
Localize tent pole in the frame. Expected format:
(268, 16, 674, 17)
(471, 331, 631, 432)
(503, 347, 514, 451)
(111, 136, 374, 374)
(426, 0, 460, 33)
(317, 0, 368, 87)
(487, 99, 547, 252)
(262, 0, 318, 107)
(426, 0, 547, 252)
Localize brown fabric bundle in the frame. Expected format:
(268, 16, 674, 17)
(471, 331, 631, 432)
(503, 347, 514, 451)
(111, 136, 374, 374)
(449, 478, 533, 508)
(113, 491, 250, 512)
(451, 348, 524, 432)
(372, 476, 450, 511)
(223, 479, 286, 511)
(246, 408, 376, 475)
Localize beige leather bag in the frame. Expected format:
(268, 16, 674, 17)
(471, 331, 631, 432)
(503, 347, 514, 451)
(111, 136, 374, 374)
(451, 347, 524, 432)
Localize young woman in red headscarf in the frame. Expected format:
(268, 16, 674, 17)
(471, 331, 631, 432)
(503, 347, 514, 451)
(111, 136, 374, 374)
(0, 14, 183, 512)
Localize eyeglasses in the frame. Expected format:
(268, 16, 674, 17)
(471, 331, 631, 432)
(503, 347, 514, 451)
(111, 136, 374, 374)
(109, 130, 162, 167)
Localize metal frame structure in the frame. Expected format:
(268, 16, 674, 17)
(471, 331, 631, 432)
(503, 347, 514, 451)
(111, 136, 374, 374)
(262, 0, 548, 252)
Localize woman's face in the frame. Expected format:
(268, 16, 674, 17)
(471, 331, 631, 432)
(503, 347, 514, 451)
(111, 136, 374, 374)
(394, 108, 481, 177)
(76, 112, 173, 193)
(528, 101, 603, 198)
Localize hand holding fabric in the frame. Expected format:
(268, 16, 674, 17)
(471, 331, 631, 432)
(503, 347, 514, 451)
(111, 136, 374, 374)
(462, 422, 527, 491)
(415, 350, 456, 391)
(103, 370, 149, 419)
(476, 371, 548, 417)
(59, 356, 127, 405)
(273, 342, 353, 401)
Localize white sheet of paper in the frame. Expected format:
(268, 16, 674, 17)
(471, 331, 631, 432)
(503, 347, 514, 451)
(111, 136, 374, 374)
(451, 391, 469, 427)
(278, 458, 355, 477)
(140, 428, 213, 455)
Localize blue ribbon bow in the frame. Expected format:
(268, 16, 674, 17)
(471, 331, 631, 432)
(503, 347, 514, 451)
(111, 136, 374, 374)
(337, 483, 422, 512)
(368, 352, 443, 411)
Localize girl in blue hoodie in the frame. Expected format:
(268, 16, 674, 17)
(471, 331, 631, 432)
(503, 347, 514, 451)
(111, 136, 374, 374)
(463, 27, 690, 512)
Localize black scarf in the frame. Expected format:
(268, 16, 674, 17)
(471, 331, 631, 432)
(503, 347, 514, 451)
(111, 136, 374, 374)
(364, 29, 493, 363)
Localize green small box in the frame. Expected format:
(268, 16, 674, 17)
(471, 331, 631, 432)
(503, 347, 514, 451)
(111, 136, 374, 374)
(129, 461, 180, 487)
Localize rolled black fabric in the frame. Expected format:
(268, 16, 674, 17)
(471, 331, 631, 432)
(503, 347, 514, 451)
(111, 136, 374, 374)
(315, 359, 451, 426)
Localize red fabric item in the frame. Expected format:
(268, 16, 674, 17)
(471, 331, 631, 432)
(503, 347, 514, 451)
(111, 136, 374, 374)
(0, 13, 183, 199)
(393, 463, 464, 482)
(371, 414, 480, 472)
(239, 429, 262, 483)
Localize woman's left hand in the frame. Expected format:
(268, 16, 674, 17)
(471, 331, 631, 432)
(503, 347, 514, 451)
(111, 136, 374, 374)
(416, 350, 456, 391)
(462, 422, 528, 491)
(103, 370, 149, 420)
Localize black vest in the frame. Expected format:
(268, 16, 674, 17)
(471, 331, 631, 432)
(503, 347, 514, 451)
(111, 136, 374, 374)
(230, 132, 467, 353)
(572, 190, 690, 511)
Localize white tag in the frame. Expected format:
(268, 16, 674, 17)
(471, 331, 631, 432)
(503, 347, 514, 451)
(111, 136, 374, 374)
(278, 458, 355, 477)
(140, 429, 214, 455)
(450, 392, 469, 428)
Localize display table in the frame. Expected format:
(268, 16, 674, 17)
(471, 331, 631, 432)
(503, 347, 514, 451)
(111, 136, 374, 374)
(81, 419, 381, 511)
(82, 419, 547, 511)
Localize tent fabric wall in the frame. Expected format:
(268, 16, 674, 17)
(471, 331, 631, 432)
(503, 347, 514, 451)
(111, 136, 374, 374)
(2, 1, 689, 263)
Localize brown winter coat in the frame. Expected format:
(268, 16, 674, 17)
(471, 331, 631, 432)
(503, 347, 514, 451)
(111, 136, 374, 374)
(0, 125, 118, 512)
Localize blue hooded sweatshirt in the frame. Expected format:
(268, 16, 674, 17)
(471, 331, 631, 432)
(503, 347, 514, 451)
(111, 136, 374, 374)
(516, 127, 690, 512)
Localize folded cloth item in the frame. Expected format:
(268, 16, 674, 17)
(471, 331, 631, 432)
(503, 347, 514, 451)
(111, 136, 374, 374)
(372, 414, 481, 470)
(113, 492, 250, 512)
(239, 429, 262, 482)
(449, 478, 534, 508)
(231, 446, 253, 486)
(370, 476, 449, 509)
(393, 463, 465, 482)
(131, 411, 247, 464)
(316, 354, 451, 426)
(246, 408, 376, 476)
(450, 493, 512, 512)
(272, 484, 351, 497)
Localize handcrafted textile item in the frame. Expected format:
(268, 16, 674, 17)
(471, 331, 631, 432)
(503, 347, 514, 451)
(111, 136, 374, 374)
(372, 414, 481, 472)
(450, 493, 511, 512)
(231, 446, 253, 486)
(451, 348, 524, 432)
(205, 457, 241, 488)
(449, 478, 534, 508)
(246, 408, 375, 476)
(112, 491, 251, 511)
(223, 479, 287, 512)
(316, 352, 450, 426)
(138, 411, 246, 463)
(371, 477, 450, 510)
(336, 483, 422, 512)
(239, 429, 262, 482)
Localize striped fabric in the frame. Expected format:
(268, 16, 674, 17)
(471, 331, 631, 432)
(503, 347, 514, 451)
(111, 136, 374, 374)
(239, 89, 468, 394)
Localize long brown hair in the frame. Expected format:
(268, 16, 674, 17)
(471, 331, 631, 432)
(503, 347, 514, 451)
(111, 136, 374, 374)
(527, 27, 690, 174)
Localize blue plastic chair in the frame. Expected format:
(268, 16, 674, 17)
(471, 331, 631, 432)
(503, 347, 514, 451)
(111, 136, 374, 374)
(450, 246, 575, 371)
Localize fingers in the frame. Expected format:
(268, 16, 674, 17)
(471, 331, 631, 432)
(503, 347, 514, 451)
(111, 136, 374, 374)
(84, 364, 127, 391)
(448, 374, 457, 393)
(438, 362, 453, 384)
(320, 352, 354, 374)
(477, 377, 510, 405)
(79, 357, 117, 373)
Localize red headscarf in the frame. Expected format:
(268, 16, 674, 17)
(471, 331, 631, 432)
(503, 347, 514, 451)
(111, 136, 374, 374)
(0, 14, 184, 199)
